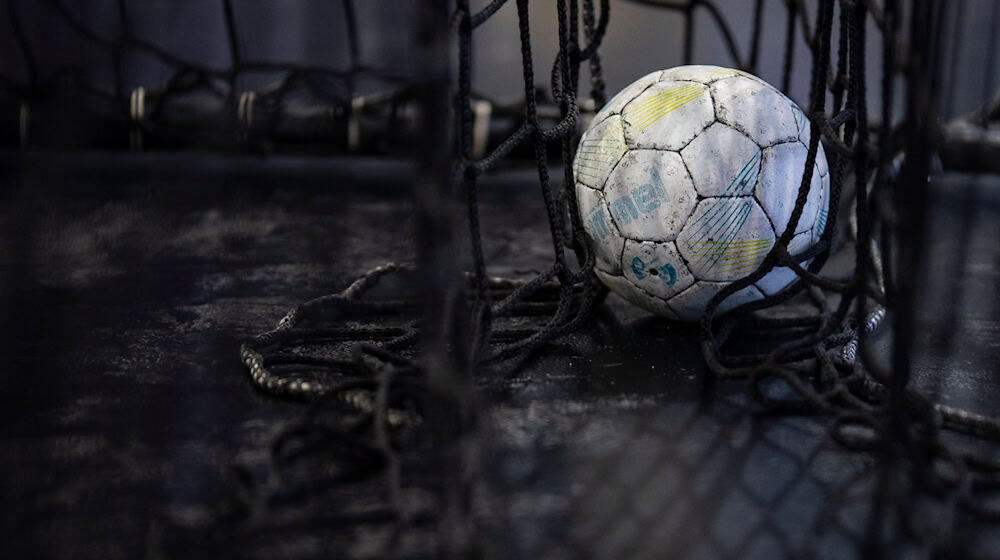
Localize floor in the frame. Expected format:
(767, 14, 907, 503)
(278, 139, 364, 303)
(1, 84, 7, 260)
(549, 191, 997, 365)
(1, 152, 998, 559)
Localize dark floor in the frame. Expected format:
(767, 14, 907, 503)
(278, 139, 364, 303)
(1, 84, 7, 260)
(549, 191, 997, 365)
(1, 152, 998, 559)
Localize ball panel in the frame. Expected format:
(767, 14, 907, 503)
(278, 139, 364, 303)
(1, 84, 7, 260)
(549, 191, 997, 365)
(680, 122, 762, 197)
(676, 196, 774, 281)
(667, 281, 764, 320)
(756, 141, 823, 237)
(622, 81, 714, 151)
(621, 239, 696, 301)
(790, 102, 809, 139)
(603, 150, 697, 242)
(791, 102, 830, 180)
(595, 269, 679, 319)
(712, 77, 799, 147)
(574, 114, 627, 190)
(797, 165, 826, 235)
(754, 230, 812, 296)
(816, 141, 829, 178)
(576, 183, 626, 275)
(593, 70, 662, 123)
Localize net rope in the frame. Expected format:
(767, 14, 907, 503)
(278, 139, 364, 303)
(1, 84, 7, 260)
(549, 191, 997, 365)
(7, 0, 1000, 557)
(239, 1, 1000, 557)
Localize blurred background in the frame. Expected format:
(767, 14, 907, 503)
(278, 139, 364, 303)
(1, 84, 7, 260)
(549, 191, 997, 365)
(3, 0, 999, 152)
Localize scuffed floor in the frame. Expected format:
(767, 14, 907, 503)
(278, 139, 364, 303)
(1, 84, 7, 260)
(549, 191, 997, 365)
(2, 153, 999, 559)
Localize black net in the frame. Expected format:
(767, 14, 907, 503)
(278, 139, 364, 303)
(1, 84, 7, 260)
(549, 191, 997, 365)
(6, 0, 1000, 558)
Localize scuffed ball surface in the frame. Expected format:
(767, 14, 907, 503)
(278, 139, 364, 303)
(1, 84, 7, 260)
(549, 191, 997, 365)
(575, 65, 829, 321)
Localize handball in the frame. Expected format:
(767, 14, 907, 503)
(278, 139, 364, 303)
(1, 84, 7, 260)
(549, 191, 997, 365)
(574, 65, 829, 320)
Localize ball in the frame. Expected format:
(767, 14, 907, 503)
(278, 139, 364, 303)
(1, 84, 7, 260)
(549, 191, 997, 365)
(574, 65, 830, 321)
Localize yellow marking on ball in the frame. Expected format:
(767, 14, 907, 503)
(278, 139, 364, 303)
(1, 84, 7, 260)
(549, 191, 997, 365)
(628, 90, 701, 121)
(684, 238, 773, 247)
(685, 237, 774, 272)
(575, 118, 628, 183)
(575, 133, 628, 181)
(709, 67, 751, 80)
(625, 84, 703, 132)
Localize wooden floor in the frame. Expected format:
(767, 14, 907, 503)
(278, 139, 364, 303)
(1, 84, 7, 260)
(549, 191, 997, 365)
(1, 152, 998, 559)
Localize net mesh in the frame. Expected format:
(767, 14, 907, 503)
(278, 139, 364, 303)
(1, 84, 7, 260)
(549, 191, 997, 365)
(6, 0, 1000, 558)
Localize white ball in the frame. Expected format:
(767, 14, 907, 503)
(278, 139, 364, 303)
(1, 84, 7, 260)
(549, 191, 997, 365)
(574, 65, 830, 321)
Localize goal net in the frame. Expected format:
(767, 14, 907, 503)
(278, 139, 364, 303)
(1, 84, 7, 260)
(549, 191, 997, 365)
(5, 0, 1000, 558)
